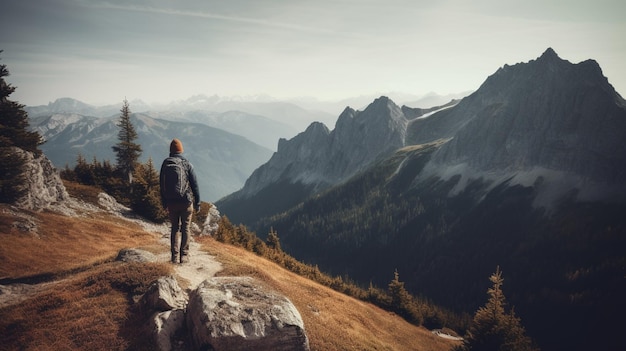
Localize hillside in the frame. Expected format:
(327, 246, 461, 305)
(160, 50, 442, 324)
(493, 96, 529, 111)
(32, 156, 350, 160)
(0, 182, 460, 351)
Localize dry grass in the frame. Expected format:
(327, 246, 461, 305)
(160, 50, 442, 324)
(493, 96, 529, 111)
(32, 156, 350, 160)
(0, 207, 157, 280)
(0, 188, 171, 351)
(0, 262, 171, 351)
(199, 236, 461, 351)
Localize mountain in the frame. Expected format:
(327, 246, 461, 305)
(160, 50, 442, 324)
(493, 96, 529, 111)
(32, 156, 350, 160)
(411, 47, 626, 204)
(27, 96, 331, 151)
(215, 48, 626, 351)
(25, 97, 151, 118)
(288, 91, 471, 115)
(216, 96, 458, 225)
(30, 113, 273, 202)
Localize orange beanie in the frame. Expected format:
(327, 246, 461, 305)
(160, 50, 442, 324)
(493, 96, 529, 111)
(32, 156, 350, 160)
(170, 138, 184, 154)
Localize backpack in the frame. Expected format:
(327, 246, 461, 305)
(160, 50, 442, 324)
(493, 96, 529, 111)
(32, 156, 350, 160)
(162, 157, 190, 201)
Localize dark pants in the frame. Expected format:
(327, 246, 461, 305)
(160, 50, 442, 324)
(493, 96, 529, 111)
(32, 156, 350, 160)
(168, 202, 193, 260)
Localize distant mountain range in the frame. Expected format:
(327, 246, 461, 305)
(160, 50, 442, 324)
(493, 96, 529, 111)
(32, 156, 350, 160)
(26, 92, 466, 201)
(29, 112, 273, 202)
(216, 48, 626, 351)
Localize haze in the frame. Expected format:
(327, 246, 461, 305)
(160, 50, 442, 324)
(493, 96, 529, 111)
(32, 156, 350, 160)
(1, 0, 624, 106)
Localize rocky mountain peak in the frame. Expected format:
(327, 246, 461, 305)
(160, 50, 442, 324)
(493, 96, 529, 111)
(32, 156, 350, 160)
(426, 48, 626, 202)
(537, 47, 561, 62)
(223, 96, 409, 203)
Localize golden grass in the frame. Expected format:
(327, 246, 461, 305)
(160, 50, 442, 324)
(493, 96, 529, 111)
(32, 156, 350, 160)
(0, 207, 157, 280)
(0, 192, 172, 351)
(199, 236, 461, 351)
(0, 262, 172, 351)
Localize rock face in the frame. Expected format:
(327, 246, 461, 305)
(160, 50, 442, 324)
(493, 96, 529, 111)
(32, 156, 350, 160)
(14, 147, 69, 210)
(186, 277, 310, 351)
(428, 48, 626, 179)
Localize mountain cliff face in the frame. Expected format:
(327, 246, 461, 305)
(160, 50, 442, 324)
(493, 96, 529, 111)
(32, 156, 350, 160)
(30, 113, 272, 201)
(416, 48, 626, 203)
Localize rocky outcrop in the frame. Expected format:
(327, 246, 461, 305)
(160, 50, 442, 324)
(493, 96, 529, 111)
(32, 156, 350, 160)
(14, 147, 69, 211)
(200, 204, 222, 236)
(139, 275, 309, 351)
(187, 277, 309, 351)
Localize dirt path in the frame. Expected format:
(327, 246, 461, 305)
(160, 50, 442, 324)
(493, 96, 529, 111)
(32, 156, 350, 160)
(157, 235, 222, 290)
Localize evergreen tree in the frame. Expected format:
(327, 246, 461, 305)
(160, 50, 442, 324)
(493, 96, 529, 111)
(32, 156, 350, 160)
(111, 99, 141, 185)
(0, 51, 43, 203)
(461, 267, 536, 351)
(388, 269, 423, 324)
(266, 227, 282, 251)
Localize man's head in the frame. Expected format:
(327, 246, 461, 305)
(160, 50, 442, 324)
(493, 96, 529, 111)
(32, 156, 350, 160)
(170, 138, 184, 154)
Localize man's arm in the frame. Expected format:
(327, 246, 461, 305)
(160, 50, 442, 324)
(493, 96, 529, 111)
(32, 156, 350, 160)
(187, 162, 201, 210)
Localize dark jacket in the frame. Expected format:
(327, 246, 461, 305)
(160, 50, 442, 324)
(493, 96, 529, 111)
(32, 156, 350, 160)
(159, 153, 200, 209)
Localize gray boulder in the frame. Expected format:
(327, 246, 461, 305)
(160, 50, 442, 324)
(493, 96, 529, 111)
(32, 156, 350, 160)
(186, 277, 310, 351)
(116, 248, 158, 263)
(141, 276, 188, 312)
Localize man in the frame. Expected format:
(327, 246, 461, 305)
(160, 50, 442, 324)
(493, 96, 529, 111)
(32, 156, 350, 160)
(160, 138, 200, 264)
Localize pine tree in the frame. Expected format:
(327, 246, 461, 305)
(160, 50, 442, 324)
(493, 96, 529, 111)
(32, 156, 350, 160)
(462, 266, 536, 351)
(111, 99, 141, 185)
(0, 52, 43, 203)
(388, 269, 423, 324)
(266, 227, 282, 251)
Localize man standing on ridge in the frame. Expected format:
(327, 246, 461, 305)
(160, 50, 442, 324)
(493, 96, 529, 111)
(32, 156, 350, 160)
(160, 138, 200, 264)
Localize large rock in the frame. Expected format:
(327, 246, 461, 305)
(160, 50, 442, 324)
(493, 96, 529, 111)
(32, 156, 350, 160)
(141, 276, 188, 312)
(186, 277, 310, 351)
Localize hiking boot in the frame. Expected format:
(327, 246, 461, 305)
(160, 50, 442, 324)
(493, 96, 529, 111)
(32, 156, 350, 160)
(171, 255, 178, 264)
(180, 255, 189, 264)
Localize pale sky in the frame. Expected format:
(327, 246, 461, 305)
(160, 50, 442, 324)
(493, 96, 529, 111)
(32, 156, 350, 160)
(1, 0, 624, 106)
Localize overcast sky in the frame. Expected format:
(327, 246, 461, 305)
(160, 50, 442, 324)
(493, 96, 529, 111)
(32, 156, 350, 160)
(1, 0, 624, 106)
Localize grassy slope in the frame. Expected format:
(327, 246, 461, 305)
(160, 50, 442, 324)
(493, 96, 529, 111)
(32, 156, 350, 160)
(0, 182, 459, 350)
